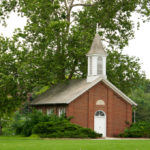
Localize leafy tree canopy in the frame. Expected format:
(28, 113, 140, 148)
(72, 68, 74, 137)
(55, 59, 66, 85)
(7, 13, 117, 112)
(0, 36, 22, 134)
(130, 88, 150, 122)
(128, 79, 150, 122)
(0, 0, 148, 80)
(107, 50, 145, 94)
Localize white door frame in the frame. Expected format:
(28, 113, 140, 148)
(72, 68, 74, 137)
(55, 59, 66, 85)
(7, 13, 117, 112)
(94, 110, 106, 137)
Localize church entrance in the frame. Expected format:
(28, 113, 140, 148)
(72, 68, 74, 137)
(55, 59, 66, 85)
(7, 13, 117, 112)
(94, 110, 106, 137)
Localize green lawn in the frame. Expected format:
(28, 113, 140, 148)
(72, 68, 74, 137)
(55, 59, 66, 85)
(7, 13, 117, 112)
(0, 137, 150, 150)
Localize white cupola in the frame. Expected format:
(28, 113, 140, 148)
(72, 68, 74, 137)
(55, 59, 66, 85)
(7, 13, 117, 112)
(86, 32, 107, 82)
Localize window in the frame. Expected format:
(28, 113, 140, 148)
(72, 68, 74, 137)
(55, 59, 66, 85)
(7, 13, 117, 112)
(90, 57, 92, 75)
(38, 109, 42, 113)
(47, 108, 54, 115)
(58, 108, 66, 117)
(97, 56, 103, 75)
(96, 100, 105, 106)
(95, 110, 105, 117)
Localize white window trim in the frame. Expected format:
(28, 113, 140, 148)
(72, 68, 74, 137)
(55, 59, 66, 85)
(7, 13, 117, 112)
(58, 108, 66, 117)
(38, 109, 42, 113)
(47, 108, 54, 115)
(90, 56, 92, 75)
(97, 56, 103, 75)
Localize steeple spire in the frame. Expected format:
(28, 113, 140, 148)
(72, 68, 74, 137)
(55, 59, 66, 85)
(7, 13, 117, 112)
(87, 33, 107, 56)
(86, 30, 107, 82)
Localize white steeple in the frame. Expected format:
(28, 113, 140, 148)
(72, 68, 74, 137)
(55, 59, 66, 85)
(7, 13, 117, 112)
(86, 31, 107, 82)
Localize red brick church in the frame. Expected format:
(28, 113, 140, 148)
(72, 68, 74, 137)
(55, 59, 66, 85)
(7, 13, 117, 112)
(31, 32, 137, 137)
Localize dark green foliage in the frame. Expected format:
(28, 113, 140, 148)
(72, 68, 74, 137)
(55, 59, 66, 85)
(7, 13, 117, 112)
(128, 79, 150, 122)
(1, 127, 14, 136)
(107, 50, 145, 94)
(120, 122, 150, 138)
(0, 36, 28, 134)
(11, 110, 100, 138)
(11, 110, 53, 136)
(135, 99, 150, 122)
(33, 120, 101, 138)
(140, 79, 150, 93)
(0, 117, 14, 136)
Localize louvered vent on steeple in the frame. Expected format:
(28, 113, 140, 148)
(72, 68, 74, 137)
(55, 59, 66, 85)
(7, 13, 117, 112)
(86, 33, 107, 82)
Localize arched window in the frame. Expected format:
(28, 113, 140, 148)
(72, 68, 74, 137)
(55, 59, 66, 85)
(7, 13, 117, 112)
(97, 56, 103, 75)
(95, 110, 105, 117)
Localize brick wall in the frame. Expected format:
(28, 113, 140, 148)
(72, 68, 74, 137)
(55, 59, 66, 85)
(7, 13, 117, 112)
(67, 81, 133, 137)
(67, 92, 89, 128)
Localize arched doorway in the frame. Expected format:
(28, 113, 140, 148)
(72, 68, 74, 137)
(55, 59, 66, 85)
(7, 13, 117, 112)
(94, 110, 106, 137)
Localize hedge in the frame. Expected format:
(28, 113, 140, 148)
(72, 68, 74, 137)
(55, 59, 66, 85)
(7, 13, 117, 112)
(33, 120, 102, 138)
(120, 121, 150, 138)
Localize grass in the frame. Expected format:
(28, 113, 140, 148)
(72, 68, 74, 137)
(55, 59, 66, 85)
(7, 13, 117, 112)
(0, 136, 150, 150)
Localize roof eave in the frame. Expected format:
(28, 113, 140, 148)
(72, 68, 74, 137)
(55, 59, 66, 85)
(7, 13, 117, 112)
(30, 78, 137, 107)
(101, 79, 137, 106)
(30, 102, 68, 106)
(67, 78, 137, 106)
(66, 78, 103, 104)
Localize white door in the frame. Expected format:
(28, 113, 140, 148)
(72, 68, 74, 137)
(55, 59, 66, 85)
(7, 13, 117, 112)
(94, 110, 106, 137)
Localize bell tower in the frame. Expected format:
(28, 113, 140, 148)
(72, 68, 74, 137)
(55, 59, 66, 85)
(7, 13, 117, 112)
(86, 31, 107, 82)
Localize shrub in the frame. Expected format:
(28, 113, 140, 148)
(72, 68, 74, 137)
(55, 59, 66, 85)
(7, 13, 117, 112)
(11, 110, 101, 138)
(33, 120, 102, 138)
(2, 127, 15, 136)
(1, 116, 15, 136)
(120, 121, 150, 138)
(11, 110, 54, 136)
(11, 110, 71, 137)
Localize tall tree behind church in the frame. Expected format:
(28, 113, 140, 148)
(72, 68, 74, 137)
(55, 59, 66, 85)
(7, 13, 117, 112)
(0, 0, 149, 99)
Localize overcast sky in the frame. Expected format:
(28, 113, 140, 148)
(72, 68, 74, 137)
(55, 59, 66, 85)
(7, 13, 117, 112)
(0, 12, 149, 79)
(123, 20, 150, 79)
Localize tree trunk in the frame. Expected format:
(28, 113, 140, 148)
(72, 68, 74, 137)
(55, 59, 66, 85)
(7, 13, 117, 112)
(68, 59, 77, 79)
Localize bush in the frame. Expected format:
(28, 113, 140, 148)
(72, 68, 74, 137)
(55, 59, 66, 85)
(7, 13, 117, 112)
(1, 116, 15, 136)
(2, 127, 15, 136)
(120, 121, 150, 138)
(33, 120, 101, 138)
(11, 110, 55, 136)
(11, 110, 101, 138)
(11, 110, 72, 137)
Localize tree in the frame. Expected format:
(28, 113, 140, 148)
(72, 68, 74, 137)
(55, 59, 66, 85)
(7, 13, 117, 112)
(129, 86, 150, 122)
(107, 50, 145, 94)
(0, 0, 149, 81)
(139, 79, 150, 93)
(0, 0, 149, 132)
(0, 36, 22, 134)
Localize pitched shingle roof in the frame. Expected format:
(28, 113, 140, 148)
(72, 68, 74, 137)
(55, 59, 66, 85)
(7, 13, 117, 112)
(87, 33, 107, 56)
(30, 78, 137, 106)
